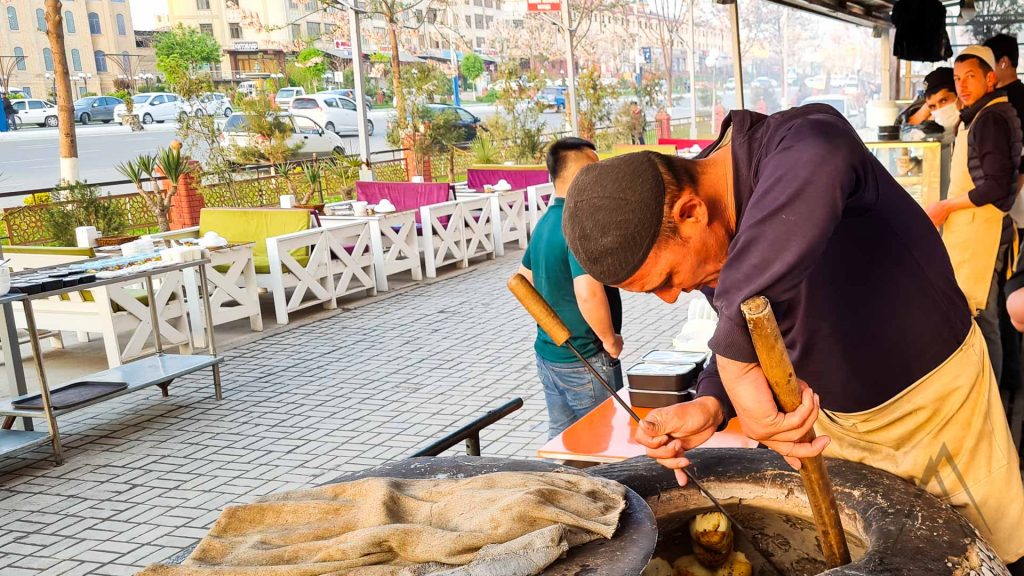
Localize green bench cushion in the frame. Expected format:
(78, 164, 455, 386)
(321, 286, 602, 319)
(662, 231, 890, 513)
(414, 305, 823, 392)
(199, 208, 311, 275)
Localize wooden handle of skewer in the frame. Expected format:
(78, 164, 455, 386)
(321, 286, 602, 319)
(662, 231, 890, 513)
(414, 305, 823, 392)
(740, 296, 851, 568)
(508, 274, 571, 346)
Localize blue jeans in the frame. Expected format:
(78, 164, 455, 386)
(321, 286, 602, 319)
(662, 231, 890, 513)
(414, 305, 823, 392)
(536, 352, 624, 438)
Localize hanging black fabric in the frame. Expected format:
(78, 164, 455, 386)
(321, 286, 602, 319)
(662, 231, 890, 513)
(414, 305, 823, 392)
(891, 0, 954, 62)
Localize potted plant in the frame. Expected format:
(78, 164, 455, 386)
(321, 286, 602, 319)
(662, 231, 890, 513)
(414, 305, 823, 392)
(39, 181, 130, 247)
(117, 145, 196, 232)
(293, 156, 325, 214)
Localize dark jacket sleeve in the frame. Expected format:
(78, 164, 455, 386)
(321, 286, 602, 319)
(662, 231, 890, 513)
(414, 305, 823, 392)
(967, 113, 1018, 209)
(708, 114, 864, 364)
(694, 354, 737, 431)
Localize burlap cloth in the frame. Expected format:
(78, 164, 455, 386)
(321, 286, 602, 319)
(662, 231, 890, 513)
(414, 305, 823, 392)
(139, 471, 627, 576)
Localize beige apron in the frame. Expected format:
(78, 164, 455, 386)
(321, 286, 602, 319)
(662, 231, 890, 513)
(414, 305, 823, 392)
(815, 323, 1024, 562)
(941, 97, 1011, 314)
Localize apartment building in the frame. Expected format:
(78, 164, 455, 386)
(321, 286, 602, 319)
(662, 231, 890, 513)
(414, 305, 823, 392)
(165, 0, 343, 80)
(0, 0, 138, 99)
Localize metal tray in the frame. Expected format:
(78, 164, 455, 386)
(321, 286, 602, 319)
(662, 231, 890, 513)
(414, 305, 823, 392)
(626, 362, 700, 392)
(641, 349, 709, 366)
(627, 387, 694, 408)
(12, 381, 127, 411)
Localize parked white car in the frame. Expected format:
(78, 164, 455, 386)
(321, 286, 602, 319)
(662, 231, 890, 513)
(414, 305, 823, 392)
(290, 94, 373, 136)
(113, 92, 186, 124)
(220, 112, 345, 163)
(11, 98, 58, 128)
(185, 92, 233, 117)
(275, 86, 306, 109)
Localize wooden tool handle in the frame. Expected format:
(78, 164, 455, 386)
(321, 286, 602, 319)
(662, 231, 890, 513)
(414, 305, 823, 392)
(740, 296, 852, 568)
(508, 274, 571, 346)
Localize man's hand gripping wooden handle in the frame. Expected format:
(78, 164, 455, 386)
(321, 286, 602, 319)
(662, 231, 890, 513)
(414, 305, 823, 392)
(740, 296, 851, 567)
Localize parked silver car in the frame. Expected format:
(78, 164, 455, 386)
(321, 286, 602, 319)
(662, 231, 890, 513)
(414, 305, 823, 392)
(73, 96, 122, 124)
(219, 112, 345, 164)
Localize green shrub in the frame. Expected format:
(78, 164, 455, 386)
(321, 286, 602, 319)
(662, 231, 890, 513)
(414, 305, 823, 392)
(40, 182, 128, 247)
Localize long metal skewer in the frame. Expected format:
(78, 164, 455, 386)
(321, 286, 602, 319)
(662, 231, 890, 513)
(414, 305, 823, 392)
(507, 274, 784, 576)
(562, 343, 784, 576)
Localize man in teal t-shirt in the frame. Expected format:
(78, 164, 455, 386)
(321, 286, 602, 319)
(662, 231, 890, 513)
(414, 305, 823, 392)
(517, 137, 624, 437)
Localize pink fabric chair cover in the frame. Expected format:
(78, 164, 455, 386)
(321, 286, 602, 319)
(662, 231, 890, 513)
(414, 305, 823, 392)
(657, 138, 715, 151)
(356, 181, 451, 224)
(466, 168, 550, 192)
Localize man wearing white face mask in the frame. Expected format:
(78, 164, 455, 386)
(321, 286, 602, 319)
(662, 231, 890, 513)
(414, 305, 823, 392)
(926, 45, 1024, 382)
(898, 67, 959, 194)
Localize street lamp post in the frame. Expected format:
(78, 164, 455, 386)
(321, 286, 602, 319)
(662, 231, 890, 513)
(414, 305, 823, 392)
(347, 1, 373, 179)
(448, 6, 460, 107)
(44, 72, 56, 100)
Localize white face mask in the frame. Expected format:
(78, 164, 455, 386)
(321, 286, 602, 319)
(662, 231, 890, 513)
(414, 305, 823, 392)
(931, 102, 961, 129)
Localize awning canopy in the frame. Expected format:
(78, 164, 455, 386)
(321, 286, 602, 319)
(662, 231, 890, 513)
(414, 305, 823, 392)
(417, 50, 499, 64)
(765, 0, 894, 28)
(321, 46, 424, 63)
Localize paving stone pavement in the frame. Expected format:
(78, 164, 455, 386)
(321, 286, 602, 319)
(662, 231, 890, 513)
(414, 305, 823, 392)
(0, 252, 692, 575)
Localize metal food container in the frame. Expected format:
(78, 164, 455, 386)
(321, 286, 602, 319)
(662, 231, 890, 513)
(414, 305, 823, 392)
(627, 387, 695, 409)
(640, 349, 709, 366)
(626, 362, 700, 392)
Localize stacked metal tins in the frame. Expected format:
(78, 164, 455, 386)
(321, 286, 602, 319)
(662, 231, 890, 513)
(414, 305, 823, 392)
(626, 350, 708, 408)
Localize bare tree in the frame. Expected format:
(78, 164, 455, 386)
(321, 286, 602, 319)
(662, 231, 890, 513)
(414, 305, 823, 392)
(963, 0, 1024, 42)
(642, 0, 687, 107)
(44, 0, 78, 183)
(318, 0, 440, 133)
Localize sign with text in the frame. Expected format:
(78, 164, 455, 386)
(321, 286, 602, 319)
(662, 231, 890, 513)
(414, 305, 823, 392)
(233, 41, 259, 52)
(527, 1, 561, 11)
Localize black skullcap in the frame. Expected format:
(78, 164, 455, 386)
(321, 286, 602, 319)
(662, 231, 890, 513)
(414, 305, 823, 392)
(563, 152, 667, 285)
(923, 67, 955, 97)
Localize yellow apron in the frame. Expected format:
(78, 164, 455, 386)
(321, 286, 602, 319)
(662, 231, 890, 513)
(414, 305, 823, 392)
(815, 323, 1024, 562)
(941, 97, 1011, 314)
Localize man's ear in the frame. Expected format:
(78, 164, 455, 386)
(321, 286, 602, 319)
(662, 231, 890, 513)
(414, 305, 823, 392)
(669, 192, 708, 227)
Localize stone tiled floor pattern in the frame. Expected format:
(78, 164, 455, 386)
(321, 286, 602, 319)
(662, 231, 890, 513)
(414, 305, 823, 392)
(0, 253, 686, 575)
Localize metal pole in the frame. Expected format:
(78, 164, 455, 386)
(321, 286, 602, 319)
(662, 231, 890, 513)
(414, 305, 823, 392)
(728, 0, 745, 110)
(688, 0, 697, 136)
(449, 7, 461, 108)
(350, 2, 374, 181)
(144, 276, 164, 354)
(561, 0, 580, 137)
(21, 300, 62, 465)
(198, 263, 222, 400)
(880, 28, 892, 102)
(0, 301, 31, 431)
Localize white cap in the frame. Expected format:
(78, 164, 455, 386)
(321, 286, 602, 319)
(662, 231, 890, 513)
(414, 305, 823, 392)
(958, 45, 998, 72)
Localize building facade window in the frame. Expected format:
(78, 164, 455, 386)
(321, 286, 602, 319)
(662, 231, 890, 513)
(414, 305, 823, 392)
(13, 47, 25, 71)
(71, 48, 82, 71)
(116, 14, 126, 35)
(291, 23, 301, 39)
(324, 23, 335, 36)
(35, 8, 45, 31)
(474, 14, 483, 28)
(94, 50, 107, 72)
(229, 22, 242, 39)
(65, 11, 75, 33)
(7, 7, 18, 31)
(88, 12, 100, 34)
(43, 48, 53, 71)
(306, 21, 320, 37)
(199, 23, 213, 36)
(197, 0, 211, 10)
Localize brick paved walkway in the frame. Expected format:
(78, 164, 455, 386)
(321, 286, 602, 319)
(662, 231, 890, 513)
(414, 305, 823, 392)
(0, 253, 686, 575)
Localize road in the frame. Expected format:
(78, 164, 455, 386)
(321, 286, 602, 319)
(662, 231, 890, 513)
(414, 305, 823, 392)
(0, 103, 568, 205)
